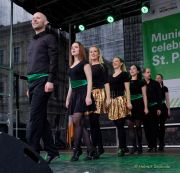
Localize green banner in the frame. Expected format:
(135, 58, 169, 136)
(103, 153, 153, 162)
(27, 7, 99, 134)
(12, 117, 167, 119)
(143, 13, 180, 79)
(143, 13, 180, 108)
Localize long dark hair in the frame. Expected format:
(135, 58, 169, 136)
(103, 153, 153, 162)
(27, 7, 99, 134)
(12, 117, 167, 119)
(69, 41, 86, 66)
(131, 64, 142, 80)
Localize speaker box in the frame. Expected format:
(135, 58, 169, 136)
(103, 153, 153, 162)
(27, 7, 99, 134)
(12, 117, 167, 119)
(0, 132, 53, 173)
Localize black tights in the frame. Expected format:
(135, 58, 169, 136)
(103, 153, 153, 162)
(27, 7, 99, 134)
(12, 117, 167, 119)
(158, 114, 167, 147)
(89, 113, 103, 149)
(128, 120, 142, 148)
(113, 118, 126, 149)
(72, 113, 92, 150)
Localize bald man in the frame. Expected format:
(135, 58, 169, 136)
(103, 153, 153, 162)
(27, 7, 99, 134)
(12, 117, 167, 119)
(26, 12, 59, 163)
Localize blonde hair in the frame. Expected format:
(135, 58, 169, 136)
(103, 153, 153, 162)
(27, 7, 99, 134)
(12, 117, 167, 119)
(113, 56, 127, 72)
(89, 45, 104, 64)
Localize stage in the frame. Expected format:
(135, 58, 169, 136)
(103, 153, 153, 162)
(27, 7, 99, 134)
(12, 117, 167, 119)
(48, 149, 180, 173)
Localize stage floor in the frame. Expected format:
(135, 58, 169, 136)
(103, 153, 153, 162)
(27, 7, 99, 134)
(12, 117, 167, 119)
(48, 149, 180, 173)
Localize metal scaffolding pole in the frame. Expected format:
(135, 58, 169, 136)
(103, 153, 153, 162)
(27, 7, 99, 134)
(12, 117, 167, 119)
(8, 0, 14, 136)
(68, 23, 76, 54)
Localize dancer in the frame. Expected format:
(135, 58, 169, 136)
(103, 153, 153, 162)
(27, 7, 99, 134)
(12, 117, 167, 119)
(66, 42, 97, 161)
(108, 56, 132, 156)
(156, 74, 171, 151)
(128, 65, 148, 154)
(88, 45, 110, 157)
(143, 68, 161, 152)
(26, 12, 59, 163)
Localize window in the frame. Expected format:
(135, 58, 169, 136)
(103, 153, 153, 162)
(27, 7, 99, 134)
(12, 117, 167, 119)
(14, 47, 20, 64)
(0, 49, 3, 65)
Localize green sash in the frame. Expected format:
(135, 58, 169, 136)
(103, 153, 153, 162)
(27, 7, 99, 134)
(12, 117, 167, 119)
(148, 102, 158, 107)
(131, 94, 143, 101)
(27, 73, 48, 82)
(70, 80, 87, 88)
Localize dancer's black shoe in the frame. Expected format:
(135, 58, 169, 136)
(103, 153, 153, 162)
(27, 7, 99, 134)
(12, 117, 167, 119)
(130, 147, 138, 154)
(47, 152, 60, 164)
(70, 148, 83, 161)
(117, 148, 125, 157)
(97, 147, 105, 157)
(147, 147, 157, 153)
(84, 149, 98, 160)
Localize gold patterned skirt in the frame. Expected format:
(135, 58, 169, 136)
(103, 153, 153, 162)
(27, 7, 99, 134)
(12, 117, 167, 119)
(92, 88, 107, 114)
(108, 96, 131, 120)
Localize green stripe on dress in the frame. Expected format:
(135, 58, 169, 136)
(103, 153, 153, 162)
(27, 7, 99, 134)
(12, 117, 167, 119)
(131, 94, 143, 101)
(148, 102, 158, 107)
(70, 80, 87, 88)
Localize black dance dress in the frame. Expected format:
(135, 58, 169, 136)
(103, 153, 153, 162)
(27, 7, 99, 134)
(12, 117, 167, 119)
(108, 72, 131, 120)
(91, 64, 109, 114)
(68, 60, 96, 115)
(92, 64, 108, 89)
(130, 79, 145, 120)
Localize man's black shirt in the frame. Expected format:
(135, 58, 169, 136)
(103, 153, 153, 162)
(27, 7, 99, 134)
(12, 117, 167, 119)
(145, 79, 162, 109)
(27, 31, 58, 83)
